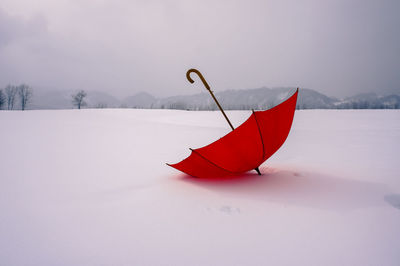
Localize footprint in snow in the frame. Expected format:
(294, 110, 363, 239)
(219, 205, 241, 214)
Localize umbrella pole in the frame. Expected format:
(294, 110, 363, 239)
(186, 69, 234, 131)
(186, 68, 261, 175)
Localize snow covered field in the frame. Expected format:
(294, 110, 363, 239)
(1, 109, 399, 266)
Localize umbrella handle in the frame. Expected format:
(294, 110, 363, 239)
(186, 69, 211, 91)
(186, 68, 235, 131)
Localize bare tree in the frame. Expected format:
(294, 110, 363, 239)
(72, 90, 87, 109)
(17, 84, 33, 111)
(0, 89, 5, 109)
(5, 85, 17, 110)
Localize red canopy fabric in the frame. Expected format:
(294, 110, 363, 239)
(168, 89, 298, 178)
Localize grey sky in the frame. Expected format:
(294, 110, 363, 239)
(0, 0, 399, 98)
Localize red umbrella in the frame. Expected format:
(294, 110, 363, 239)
(168, 69, 298, 178)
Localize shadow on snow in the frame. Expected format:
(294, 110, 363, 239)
(176, 166, 391, 212)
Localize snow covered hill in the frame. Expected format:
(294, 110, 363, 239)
(1, 109, 399, 265)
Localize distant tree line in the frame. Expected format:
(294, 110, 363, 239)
(153, 101, 400, 111)
(152, 96, 400, 111)
(0, 84, 33, 110)
(0, 86, 91, 110)
(1, 85, 399, 111)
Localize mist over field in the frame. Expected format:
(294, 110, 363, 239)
(0, 0, 399, 98)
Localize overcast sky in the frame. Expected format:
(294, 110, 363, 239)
(0, 0, 399, 98)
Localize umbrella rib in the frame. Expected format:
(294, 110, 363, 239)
(252, 110, 266, 163)
(189, 148, 237, 174)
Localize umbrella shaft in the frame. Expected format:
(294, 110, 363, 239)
(209, 90, 234, 131)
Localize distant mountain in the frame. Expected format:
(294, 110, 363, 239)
(22, 87, 400, 110)
(84, 91, 120, 108)
(150, 87, 298, 110)
(122, 92, 156, 108)
(334, 92, 400, 109)
(147, 87, 399, 110)
(30, 90, 74, 110)
(150, 87, 339, 110)
(296, 88, 338, 109)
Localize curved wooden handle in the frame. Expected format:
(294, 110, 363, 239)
(186, 68, 211, 91)
(185, 68, 234, 131)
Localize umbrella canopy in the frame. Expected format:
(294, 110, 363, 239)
(168, 69, 298, 178)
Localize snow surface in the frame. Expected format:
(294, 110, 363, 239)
(1, 109, 399, 266)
